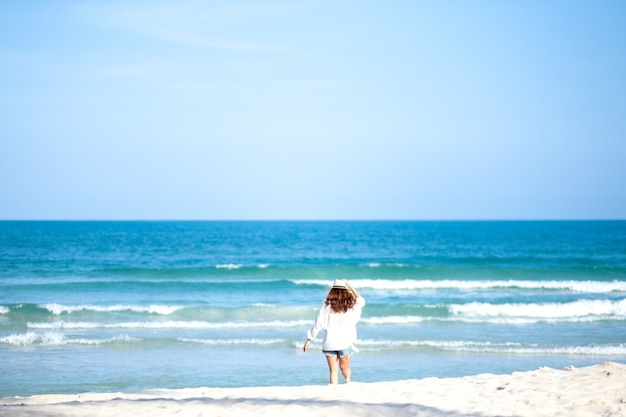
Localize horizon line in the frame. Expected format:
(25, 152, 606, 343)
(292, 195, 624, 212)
(1, 218, 624, 222)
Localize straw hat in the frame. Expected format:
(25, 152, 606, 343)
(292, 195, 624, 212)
(331, 279, 347, 289)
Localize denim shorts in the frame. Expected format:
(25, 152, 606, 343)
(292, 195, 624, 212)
(322, 346, 352, 358)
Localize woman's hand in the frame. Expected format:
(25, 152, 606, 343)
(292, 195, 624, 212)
(303, 339, 311, 352)
(345, 279, 361, 298)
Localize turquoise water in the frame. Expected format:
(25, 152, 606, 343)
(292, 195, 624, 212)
(1, 221, 625, 396)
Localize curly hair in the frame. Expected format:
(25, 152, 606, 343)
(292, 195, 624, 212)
(325, 288, 356, 313)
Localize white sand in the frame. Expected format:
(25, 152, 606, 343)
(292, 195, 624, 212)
(2, 362, 625, 417)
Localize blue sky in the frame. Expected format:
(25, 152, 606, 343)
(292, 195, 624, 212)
(1, 0, 624, 220)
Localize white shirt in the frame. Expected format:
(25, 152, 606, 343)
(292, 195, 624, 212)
(306, 296, 365, 350)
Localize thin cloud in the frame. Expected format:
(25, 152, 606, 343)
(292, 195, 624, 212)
(71, 0, 293, 53)
(91, 64, 151, 79)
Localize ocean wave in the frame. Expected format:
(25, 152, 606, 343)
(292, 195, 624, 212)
(83, 263, 277, 277)
(361, 299, 626, 325)
(27, 319, 311, 330)
(0, 332, 139, 347)
(178, 337, 287, 345)
(40, 303, 183, 315)
(23, 299, 626, 330)
(26, 313, 624, 332)
(4, 303, 314, 322)
(215, 264, 244, 269)
(362, 316, 426, 325)
(290, 278, 626, 293)
(450, 299, 626, 319)
(447, 316, 621, 325)
(360, 315, 623, 326)
(214, 263, 273, 269)
(356, 339, 626, 355)
(0, 306, 9, 314)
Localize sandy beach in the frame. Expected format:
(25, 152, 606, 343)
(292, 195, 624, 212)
(2, 362, 624, 417)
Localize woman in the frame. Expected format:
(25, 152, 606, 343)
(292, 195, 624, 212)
(303, 279, 365, 384)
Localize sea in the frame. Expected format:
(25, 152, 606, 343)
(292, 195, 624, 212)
(1, 220, 625, 397)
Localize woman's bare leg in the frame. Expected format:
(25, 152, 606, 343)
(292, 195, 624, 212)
(325, 354, 339, 384)
(339, 355, 351, 383)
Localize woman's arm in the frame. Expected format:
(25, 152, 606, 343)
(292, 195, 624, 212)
(304, 303, 326, 352)
(345, 279, 361, 299)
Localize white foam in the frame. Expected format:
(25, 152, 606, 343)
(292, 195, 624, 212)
(362, 316, 425, 325)
(178, 338, 286, 345)
(356, 339, 626, 355)
(0, 332, 40, 346)
(215, 264, 243, 269)
(359, 315, 531, 326)
(450, 299, 626, 319)
(40, 304, 182, 315)
(0, 332, 139, 346)
(443, 316, 607, 325)
(68, 335, 140, 346)
(0, 306, 9, 314)
(27, 319, 311, 330)
(290, 279, 626, 293)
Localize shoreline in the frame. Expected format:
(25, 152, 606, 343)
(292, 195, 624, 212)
(2, 362, 624, 417)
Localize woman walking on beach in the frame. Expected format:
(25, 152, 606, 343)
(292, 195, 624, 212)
(304, 279, 365, 384)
